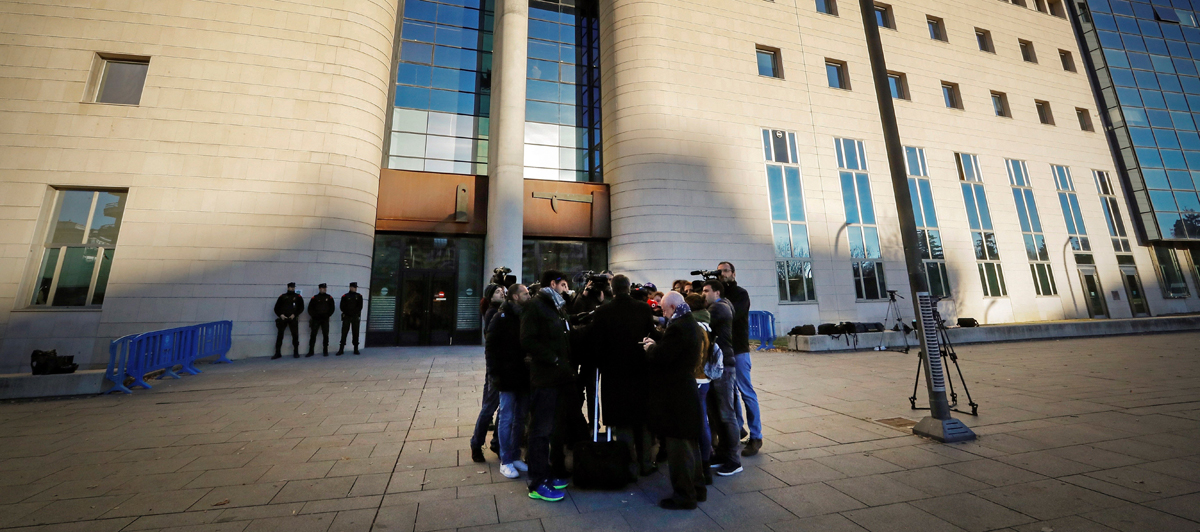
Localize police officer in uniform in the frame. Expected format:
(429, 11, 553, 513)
(306, 283, 336, 357)
(273, 282, 305, 359)
(338, 282, 364, 355)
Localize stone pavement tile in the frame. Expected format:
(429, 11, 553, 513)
(186, 466, 273, 489)
(766, 448, 833, 462)
(395, 450, 458, 470)
(541, 508, 633, 532)
(101, 487, 213, 518)
(125, 509, 222, 530)
(1010, 515, 1121, 532)
(0, 517, 138, 532)
(327, 508, 377, 532)
(242, 511, 336, 532)
(1081, 503, 1200, 532)
(385, 470, 425, 494)
(941, 459, 1047, 487)
(327, 457, 398, 478)
(760, 459, 846, 485)
(618, 503, 723, 532)
(245, 448, 317, 467)
(381, 488, 456, 507)
(12, 494, 134, 526)
(1146, 493, 1200, 522)
(995, 450, 1099, 478)
(213, 502, 305, 523)
(347, 473, 390, 497)
(110, 471, 208, 495)
(191, 483, 285, 510)
(335, 423, 389, 436)
(458, 518, 545, 532)
(37, 478, 127, 500)
(1091, 438, 1191, 462)
(811, 427, 892, 445)
(427, 436, 473, 454)
(710, 465, 787, 494)
(973, 479, 1125, 521)
(0, 501, 51, 528)
(420, 464, 494, 490)
(766, 513, 868, 532)
(567, 487, 654, 513)
(271, 477, 357, 504)
(112, 447, 190, 464)
(405, 427, 459, 441)
(761, 482, 866, 518)
(414, 495, 497, 532)
(1044, 445, 1144, 470)
(869, 446, 962, 469)
(919, 445, 982, 463)
(1080, 464, 1200, 499)
(1058, 474, 1161, 503)
(695, 490, 795, 529)
(883, 466, 991, 497)
(259, 461, 336, 482)
(826, 474, 931, 507)
(1136, 458, 1200, 482)
(842, 502, 966, 532)
(764, 432, 838, 452)
(295, 436, 358, 450)
(814, 454, 905, 477)
(179, 453, 261, 472)
(494, 489, 579, 522)
(311, 446, 375, 462)
(300, 495, 382, 514)
(972, 433, 1053, 456)
(910, 493, 1036, 532)
(236, 439, 304, 454)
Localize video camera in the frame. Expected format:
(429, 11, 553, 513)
(573, 270, 612, 295)
(491, 267, 516, 288)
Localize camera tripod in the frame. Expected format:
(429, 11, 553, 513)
(908, 302, 979, 416)
(876, 290, 911, 353)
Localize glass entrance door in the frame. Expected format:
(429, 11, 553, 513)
(1077, 267, 1109, 319)
(397, 272, 456, 346)
(1120, 266, 1150, 317)
(366, 234, 483, 347)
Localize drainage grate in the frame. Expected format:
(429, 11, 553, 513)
(875, 417, 918, 429)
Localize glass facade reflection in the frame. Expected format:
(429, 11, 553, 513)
(1073, 0, 1200, 240)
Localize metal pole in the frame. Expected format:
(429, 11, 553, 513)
(857, 0, 974, 443)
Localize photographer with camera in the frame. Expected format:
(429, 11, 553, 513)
(717, 261, 761, 457)
(702, 279, 742, 476)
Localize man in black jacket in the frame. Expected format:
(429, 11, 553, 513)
(642, 291, 706, 510)
(273, 282, 304, 359)
(520, 270, 575, 502)
(719, 261, 761, 456)
(488, 284, 532, 479)
(590, 274, 656, 477)
(703, 279, 741, 476)
(306, 283, 336, 357)
(337, 282, 364, 355)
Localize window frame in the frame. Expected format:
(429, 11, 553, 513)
(1007, 158, 1059, 297)
(816, 0, 838, 16)
(957, 152, 1008, 298)
(28, 188, 128, 308)
(907, 147, 952, 298)
(874, 3, 896, 30)
(1076, 108, 1094, 131)
(1035, 100, 1055, 125)
(1059, 49, 1077, 72)
(1052, 165, 1093, 260)
(941, 81, 963, 110)
(836, 138, 887, 301)
(87, 53, 151, 106)
(1019, 39, 1038, 63)
(1093, 170, 1133, 255)
(826, 59, 850, 90)
(991, 91, 1011, 117)
(887, 71, 909, 100)
(756, 47, 783, 79)
(763, 129, 816, 304)
(975, 28, 995, 53)
(1150, 244, 1191, 298)
(927, 16, 947, 41)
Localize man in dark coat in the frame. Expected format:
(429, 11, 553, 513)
(520, 270, 576, 502)
(589, 274, 656, 476)
(273, 282, 304, 359)
(337, 282, 364, 355)
(488, 284, 532, 479)
(306, 283, 336, 357)
(719, 261, 761, 456)
(703, 279, 742, 476)
(642, 291, 706, 510)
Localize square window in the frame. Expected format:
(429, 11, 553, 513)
(89, 54, 150, 105)
(1011, 0, 1028, 8)
(29, 189, 127, 307)
(887, 72, 908, 100)
(874, 3, 895, 29)
(1035, 0, 1048, 13)
(942, 81, 963, 109)
(1077, 108, 1095, 131)
(1049, 0, 1066, 17)
(976, 28, 995, 52)
(816, 0, 838, 15)
(991, 91, 1011, 117)
(1036, 100, 1055, 124)
(1059, 50, 1077, 72)
(826, 60, 849, 89)
(757, 48, 782, 78)
(927, 16, 947, 41)
(1019, 39, 1038, 63)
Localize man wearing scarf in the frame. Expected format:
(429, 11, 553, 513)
(642, 291, 706, 510)
(520, 270, 576, 502)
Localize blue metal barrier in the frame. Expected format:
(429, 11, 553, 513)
(748, 311, 776, 351)
(105, 320, 233, 394)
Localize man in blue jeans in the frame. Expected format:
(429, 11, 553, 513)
(703, 280, 742, 476)
(719, 262, 762, 456)
(487, 284, 532, 479)
(520, 270, 576, 501)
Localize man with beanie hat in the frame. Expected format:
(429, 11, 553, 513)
(273, 282, 304, 359)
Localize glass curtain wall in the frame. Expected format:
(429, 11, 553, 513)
(389, 0, 494, 174)
(523, 0, 602, 182)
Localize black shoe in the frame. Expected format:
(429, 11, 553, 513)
(656, 449, 668, 464)
(716, 463, 743, 476)
(305, 351, 314, 358)
(658, 498, 697, 510)
(471, 446, 485, 463)
(742, 438, 762, 457)
(704, 467, 713, 485)
(639, 463, 658, 476)
(336, 348, 344, 356)
(293, 353, 300, 359)
(323, 352, 328, 357)
(271, 353, 282, 360)
(740, 428, 748, 440)
(323, 347, 329, 356)
(696, 488, 707, 502)
(353, 347, 360, 355)
(489, 440, 500, 454)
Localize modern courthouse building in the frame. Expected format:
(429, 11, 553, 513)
(3, 0, 1200, 370)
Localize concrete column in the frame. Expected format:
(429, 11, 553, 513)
(484, 0, 528, 283)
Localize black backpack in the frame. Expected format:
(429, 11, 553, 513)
(30, 350, 78, 375)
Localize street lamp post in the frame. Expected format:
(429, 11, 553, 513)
(857, 0, 975, 443)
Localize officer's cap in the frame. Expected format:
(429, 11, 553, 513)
(287, 282, 296, 288)
(319, 283, 327, 288)
(349, 282, 358, 288)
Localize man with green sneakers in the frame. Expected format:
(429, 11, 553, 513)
(520, 269, 576, 502)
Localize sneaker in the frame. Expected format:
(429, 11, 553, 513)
(500, 463, 519, 479)
(512, 460, 529, 472)
(550, 478, 569, 490)
(709, 459, 724, 469)
(528, 484, 565, 502)
(741, 438, 762, 457)
(716, 463, 743, 476)
(470, 446, 485, 463)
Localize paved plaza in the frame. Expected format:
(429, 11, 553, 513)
(1, 332, 1198, 532)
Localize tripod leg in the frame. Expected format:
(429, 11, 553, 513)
(940, 326, 979, 415)
(909, 352, 923, 409)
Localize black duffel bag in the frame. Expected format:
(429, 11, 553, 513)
(30, 349, 79, 375)
(572, 369, 635, 490)
(789, 325, 817, 336)
(817, 323, 838, 335)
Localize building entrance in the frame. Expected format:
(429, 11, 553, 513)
(367, 234, 483, 346)
(1077, 266, 1109, 319)
(1120, 266, 1150, 317)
